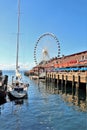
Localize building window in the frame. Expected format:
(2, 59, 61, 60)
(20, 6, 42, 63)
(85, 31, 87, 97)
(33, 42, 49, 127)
(85, 55, 87, 60)
(81, 55, 85, 60)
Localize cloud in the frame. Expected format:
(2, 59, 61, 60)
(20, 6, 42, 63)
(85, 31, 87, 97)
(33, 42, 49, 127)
(0, 62, 35, 70)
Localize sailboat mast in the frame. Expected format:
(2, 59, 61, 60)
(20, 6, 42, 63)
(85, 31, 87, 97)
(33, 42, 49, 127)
(16, 0, 20, 71)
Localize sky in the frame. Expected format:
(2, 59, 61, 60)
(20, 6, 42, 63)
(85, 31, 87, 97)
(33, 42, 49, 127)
(0, 0, 87, 70)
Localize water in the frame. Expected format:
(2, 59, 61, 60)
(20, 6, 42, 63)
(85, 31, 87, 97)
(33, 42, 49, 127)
(0, 70, 87, 130)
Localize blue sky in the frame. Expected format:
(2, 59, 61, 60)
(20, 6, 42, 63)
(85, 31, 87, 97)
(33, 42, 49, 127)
(0, 0, 87, 70)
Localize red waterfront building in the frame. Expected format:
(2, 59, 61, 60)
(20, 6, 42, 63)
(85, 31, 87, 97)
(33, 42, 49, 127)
(41, 50, 87, 72)
(28, 50, 87, 75)
(54, 50, 87, 68)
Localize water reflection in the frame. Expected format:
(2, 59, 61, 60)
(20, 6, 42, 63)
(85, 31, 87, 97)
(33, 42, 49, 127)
(14, 99, 24, 105)
(0, 99, 6, 106)
(0, 78, 87, 112)
(0, 99, 6, 115)
(0, 97, 29, 116)
(36, 79, 87, 112)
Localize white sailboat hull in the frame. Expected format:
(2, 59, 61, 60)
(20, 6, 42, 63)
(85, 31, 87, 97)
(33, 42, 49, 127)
(9, 90, 27, 99)
(8, 83, 29, 99)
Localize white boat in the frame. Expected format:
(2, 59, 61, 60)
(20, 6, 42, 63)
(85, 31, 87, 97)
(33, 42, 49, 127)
(8, 80, 29, 99)
(8, 0, 29, 100)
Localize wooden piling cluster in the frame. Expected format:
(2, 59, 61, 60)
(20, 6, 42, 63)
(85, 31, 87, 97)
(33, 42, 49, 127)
(47, 71, 87, 83)
(46, 71, 87, 102)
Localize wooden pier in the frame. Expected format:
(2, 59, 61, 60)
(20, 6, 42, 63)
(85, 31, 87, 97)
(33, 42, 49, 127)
(46, 71, 87, 103)
(46, 71, 87, 83)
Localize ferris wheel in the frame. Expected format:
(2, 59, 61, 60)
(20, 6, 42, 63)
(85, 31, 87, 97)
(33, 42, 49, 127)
(34, 32, 61, 65)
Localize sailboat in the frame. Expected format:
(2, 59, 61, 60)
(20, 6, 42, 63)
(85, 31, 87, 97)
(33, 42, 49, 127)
(8, 0, 29, 99)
